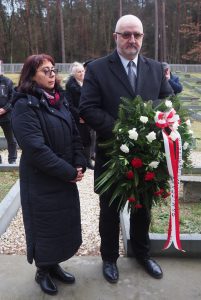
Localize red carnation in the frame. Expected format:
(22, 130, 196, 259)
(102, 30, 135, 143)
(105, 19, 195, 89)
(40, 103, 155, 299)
(126, 170, 134, 180)
(135, 203, 143, 209)
(144, 171, 155, 181)
(154, 189, 164, 196)
(131, 158, 143, 168)
(162, 192, 171, 199)
(128, 197, 136, 202)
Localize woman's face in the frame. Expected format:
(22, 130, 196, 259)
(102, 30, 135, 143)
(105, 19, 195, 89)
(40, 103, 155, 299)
(74, 66, 85, 82)
(32, 59, 57, 90)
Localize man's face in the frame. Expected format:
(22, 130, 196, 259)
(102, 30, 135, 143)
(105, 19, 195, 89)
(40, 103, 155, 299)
(114, 21, 144, 60)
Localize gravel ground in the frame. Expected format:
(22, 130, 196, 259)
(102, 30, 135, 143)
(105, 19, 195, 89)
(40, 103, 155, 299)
(0, 149, 200, 256)
(0, 150, 124, 256)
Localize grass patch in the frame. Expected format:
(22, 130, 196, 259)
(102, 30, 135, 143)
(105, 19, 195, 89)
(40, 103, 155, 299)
(150, 201, 201, 234)
(0, 171, 19, 202)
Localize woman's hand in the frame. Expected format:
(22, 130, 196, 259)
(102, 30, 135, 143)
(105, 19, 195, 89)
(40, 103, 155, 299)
(79, 117, 85, 123)
(70, 168, 84, 183)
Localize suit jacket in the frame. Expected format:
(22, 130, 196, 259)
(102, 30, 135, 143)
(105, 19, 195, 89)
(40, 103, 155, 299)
(79, 50, 173, 179)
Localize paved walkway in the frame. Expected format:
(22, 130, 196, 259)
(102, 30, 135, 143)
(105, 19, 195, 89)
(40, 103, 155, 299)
(0, 255, 201, 300)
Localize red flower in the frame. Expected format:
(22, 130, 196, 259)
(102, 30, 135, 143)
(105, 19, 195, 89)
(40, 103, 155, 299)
(126, 170, 134, 180)
(154, 189, 164, 196)
(162, 192, 171, 199)
(135, 203, 143, 209)
(144, 171, 155, 181)
(128, 197, 136, 202)
(131, 158, 143, 168)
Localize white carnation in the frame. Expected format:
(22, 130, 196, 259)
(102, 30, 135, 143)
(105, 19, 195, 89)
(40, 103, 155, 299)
(183, 142, 189, 150)
(128, 128, 138, 140)
(140, 116, 148, 124)
(146, 131, 156, 143)
(149, 161, 159, 168)
(120, 144, 129, 153)
(165, 100, 173, 108)
(172, 121, 179, 131)
(186, 119, 191, 127)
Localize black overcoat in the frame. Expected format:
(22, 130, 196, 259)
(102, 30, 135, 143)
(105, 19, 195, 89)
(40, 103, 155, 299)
(66, 76, 91, 146)
(79, 50, 173, 181)
(11, 89, 86, 266)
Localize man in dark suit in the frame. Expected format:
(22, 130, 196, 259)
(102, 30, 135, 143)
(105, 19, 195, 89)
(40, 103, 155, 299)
(79, 15, 173, 283)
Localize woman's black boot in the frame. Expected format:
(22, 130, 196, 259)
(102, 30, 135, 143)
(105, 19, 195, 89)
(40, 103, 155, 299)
(49, 264, 75, 284)
(35, 267, 58, 295)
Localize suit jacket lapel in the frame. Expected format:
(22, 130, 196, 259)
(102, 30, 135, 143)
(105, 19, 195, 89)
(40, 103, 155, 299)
(108, 50, 135, 97)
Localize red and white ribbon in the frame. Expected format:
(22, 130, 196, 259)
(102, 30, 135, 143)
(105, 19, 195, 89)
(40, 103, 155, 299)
(155, 108, 180, 129)
(162, 130, 184, 251)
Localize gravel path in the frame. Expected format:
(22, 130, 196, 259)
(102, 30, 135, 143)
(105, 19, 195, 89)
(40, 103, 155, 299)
(0, 149, 201, 256)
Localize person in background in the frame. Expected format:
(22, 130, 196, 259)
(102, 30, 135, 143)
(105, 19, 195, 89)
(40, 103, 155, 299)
(11, 54, 86, 296)
(0, 71, 17, 164)
(66, 62, 94, 169)
(80, 15, 173, 284)
(162, 62, 183, 94)
(83, 59, 97, 162)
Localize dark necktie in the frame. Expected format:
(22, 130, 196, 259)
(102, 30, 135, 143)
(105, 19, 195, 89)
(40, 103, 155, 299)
(127, 61, 136, 92)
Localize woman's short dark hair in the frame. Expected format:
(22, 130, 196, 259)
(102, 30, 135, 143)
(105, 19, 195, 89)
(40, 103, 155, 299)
(18, 54, 60, 93)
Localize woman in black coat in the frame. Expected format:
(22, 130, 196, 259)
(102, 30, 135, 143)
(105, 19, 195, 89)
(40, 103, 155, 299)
(11, 54, 86, 296)
(66, 62, 94, 169)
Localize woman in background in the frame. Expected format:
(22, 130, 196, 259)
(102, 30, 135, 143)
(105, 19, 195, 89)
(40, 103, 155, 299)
(11, 54, 86, 296)
(66, 62, 94, 169)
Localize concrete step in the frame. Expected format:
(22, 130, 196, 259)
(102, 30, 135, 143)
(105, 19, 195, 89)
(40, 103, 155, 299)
(0, 255, 201, 300)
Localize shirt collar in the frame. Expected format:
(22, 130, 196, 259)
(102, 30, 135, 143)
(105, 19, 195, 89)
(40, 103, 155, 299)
(118, 53, 139, 73)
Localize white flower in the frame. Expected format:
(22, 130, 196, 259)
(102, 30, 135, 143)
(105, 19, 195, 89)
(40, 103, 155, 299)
(120, 144, 129, 153)
(188, 129, 193, 135)
(186, 119, 191, 127)
(149, 161, 159, 168)
(128, 128, 138, 140)
(172, 121, 179, 131)
(144, 102, 147, 107)
(170, 131, 178, 141)
(118, 128, 122, 132)
(183, 142, 189, 150)
(146, 131, 156, 143)
(140, 116, 148, 124)
(165, 100, 173, 108)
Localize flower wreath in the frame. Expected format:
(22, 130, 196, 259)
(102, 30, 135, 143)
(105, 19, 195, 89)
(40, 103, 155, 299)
(95, 95, 193, 214)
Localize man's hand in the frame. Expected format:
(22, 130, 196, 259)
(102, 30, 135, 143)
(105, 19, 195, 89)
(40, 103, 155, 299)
(0, 108, 6, 115)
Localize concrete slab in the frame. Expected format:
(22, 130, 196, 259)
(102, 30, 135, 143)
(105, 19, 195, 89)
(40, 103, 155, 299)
(0, 255, 201, 300)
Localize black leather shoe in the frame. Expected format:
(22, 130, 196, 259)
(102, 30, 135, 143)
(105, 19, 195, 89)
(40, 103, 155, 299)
(102, 261, 119, 283)
(137, 258, 163, 279)
(49, 264, 75, 284)
(35, 268, 58, 295)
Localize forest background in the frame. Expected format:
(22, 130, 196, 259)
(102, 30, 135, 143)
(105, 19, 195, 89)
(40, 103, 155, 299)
(0, 0, 200, 64)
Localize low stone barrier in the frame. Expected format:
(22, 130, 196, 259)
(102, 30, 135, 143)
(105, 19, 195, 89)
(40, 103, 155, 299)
(181, 175, 201, 202)
(120, 208, 201, 258)
(0, 180, 20, 236)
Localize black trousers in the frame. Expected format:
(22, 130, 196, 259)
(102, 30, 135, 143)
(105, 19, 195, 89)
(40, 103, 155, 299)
(0, 121, 17, 163)
(99, 190, 151, 262)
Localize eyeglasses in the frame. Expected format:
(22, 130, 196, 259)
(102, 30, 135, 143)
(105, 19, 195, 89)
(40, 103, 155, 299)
(115, 31, 144, 40)
(39, 67, 59, 77)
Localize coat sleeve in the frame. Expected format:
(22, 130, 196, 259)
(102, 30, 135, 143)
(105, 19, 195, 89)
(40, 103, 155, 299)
(79, 66, 115, 140)
(11, 99, 78, 181)
(3, 79, 14, 112)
